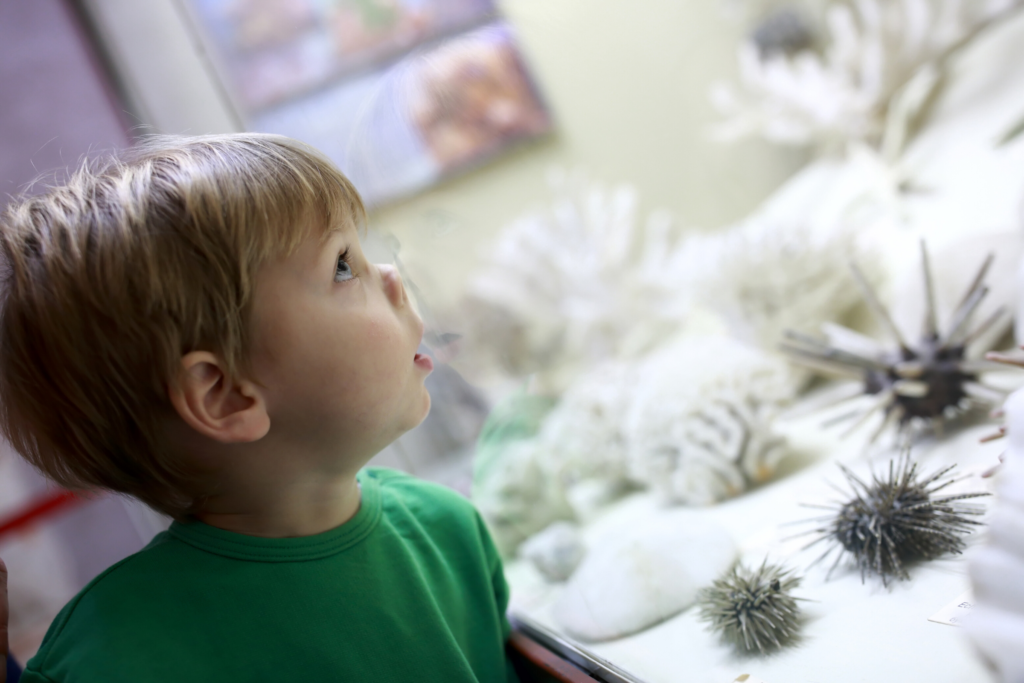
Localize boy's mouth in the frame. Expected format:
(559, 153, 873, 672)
(414, 353, 434, 372)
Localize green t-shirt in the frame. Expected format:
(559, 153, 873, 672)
(22, 469, 519, 682)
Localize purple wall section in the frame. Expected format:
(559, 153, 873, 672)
(0, 0, 131, 198)
(0, 0, 150, 591)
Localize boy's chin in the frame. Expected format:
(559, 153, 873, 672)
(387, 388, 431, 443)
(415, 392, 432, 426)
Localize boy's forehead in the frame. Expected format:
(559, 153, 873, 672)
(316, 215, 360, 245)
(263, 217, 354, 274)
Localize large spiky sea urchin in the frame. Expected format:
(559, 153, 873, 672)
(802, 454, 989, 585)
(697, 560, 803, 655)
(782, 241, 1008, 445)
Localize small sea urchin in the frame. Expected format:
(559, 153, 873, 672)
(782, 241, 1008, 445)
(697, 560, 803, 655)
(802, 454, 989, 585)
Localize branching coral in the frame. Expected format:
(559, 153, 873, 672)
(677, 219, 878, 354)
(626, 336, 796, 505)
(460, 170, 688, 390)
(534, 362, 636, 491)
(713, 0, 1024, 154)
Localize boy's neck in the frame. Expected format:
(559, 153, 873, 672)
(196, 471, 363, 538)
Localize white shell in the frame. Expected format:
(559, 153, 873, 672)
(519, 521, 586, 583)
(553, 511, 738, 642)
(1015, 253, 1024, 346)
(626, 336, 795, 506)
(969, 388, 1024, 681)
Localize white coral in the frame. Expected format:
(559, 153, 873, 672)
(676, 219, 876, 353)
(473, 438, 575, 558)
(535, 362, 636, 489)
(462, 170, 688, 390)
(714, 0, 1023, 152)
(626, 336, 796, 506)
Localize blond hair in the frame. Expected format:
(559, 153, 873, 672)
(0, 134, 365, 518)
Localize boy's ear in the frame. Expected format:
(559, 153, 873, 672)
(168, 351, 270, 443)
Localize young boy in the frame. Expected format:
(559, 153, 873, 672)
(0, 134, 518, 682)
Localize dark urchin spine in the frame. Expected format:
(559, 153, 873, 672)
(803, 453, 989, 585)
(697, 560, 803, 655)
(780, 241, 1010, 446)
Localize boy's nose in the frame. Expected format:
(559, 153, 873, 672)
(376, 263, 407, 308)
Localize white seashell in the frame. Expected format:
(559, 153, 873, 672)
(626, 336, 794, 506)
(969, 388, 1024, 681)
(1016, 254, 1024, 346)
(553, 512, 738, 642)
(519, 521, 586, 583)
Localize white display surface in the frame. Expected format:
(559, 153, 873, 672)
(507, 403, 1007, 683)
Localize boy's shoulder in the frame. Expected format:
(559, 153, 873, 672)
(364, 466, 475, 513)
(364, 467, 485, 534)
(22, 531, 191, 679)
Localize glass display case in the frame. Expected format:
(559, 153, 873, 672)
(448, 5, 1024, 681)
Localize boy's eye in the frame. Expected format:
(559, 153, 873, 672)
(334, 250, 355, 283)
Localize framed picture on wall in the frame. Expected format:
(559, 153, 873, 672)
(183, 0, 553, 204)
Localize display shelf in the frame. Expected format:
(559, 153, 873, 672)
(506, 401, 1005, 683)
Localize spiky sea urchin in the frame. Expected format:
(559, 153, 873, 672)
(803, 454, 989, 585)
(781, 241, 1008, 445)
(697, 560, 803, 655)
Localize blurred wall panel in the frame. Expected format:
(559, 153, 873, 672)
(0, 0, 130, 197)
(78, 0, 240, 135)
(0, 0, 155, 659)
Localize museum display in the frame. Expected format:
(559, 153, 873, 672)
(470, 2, 1024, 681)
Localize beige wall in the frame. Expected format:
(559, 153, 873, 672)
(373, 0, 807, 308)
(84, 0, 806, 309)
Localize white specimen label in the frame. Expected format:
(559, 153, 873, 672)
(927, 589, 975, 627)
